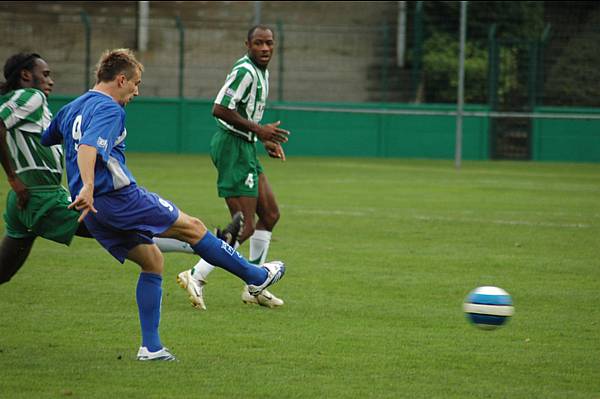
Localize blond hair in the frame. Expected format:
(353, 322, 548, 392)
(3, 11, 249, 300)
(95, 48, 144, 83)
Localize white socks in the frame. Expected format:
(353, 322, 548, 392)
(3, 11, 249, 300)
(153, 238, 194, 254)
(249, 230, 272, 265)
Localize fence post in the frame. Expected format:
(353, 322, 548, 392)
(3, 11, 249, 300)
(487, 24, 498, 159)
(411, 1, 423, 102)
(175, 16, 185, 99)
(537, 24, 551, 106)
(487, 24, 498, 110)
(527, 41, 539, 110)
(175, 17, 186, 153)
(381, 22, 390, 102)
(277, 20, 284, 102)
(80, 11, 91, 92)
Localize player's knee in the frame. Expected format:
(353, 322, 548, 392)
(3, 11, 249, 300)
(182, 216, 207, 243)
(145, 249, 164, 274)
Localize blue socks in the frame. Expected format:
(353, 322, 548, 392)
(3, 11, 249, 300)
(191, 231, 267, 285)
(136, 272, 163, 352)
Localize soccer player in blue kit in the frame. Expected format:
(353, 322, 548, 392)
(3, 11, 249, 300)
(41, 49, 285, 361)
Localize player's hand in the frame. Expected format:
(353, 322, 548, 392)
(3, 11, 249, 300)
(264, 140, 286, 161)
(8, 175, 29, 209)
(256, 121, 289, 144)
(68, 184, 97, 222)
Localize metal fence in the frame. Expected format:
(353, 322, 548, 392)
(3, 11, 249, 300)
(1, 2, 599, 161)
(1, 2, 598, 108)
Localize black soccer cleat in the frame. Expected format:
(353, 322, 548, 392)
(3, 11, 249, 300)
(215, 211, 244, 246)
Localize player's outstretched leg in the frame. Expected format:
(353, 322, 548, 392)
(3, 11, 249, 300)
(172, 212, 285, 309)
(188, 231, 285, 302)
(176, 212, 244, 310)
(191, 230, 284, 290)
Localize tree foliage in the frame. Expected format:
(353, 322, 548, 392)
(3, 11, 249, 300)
(418, 1, 544, 104)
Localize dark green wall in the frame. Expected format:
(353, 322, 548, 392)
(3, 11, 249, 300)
(266, 103, 489, 159)
(49, 96, 600, 162)
(532, 107, 600, 162)
(49, 96, 490, 160)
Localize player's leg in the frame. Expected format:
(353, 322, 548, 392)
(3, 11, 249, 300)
(165, 211, 285, 301)
(155, 210, 242, 255)
(182, 196, 256, 310)
(177, 129, 285, 308)
(252, 172, 280, 264)
(181, 131, 262, 307)
(187, 197, 255, 282)
(177, 212, 243, 310)
(153, 237, 194, 253)
(0, 190, 39, 284)
(127, 243, 175, 361)
(240, 173, 285, 308)
(0, 236, 36, 285)
(224, 196, 259, 243)
(163, 212, 270, 285)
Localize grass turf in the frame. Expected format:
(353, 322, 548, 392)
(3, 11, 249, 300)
(0, 154, 599, 398)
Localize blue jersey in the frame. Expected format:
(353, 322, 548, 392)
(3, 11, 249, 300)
(41, 90, 136, 197)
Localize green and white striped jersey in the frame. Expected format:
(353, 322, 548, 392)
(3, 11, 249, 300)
(214, 54, 269, 142)
(0, 88, 63, 187)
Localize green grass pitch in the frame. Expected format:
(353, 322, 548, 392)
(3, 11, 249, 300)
(1, 154, 599, 398)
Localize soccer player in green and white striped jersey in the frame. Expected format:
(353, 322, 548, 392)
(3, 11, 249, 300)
(177, 25, 290, 310)
(0, 53, 90, 284)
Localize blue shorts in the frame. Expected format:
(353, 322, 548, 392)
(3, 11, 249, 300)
(83, 184, 180, 263)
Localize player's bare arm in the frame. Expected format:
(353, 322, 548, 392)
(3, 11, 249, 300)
(69, 144, 98, 222)
(212, 103, 289, 144)
(0, 119, 28, 209)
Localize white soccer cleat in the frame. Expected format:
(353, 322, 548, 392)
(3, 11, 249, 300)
(136, 346, 177, 361)
(247, 261, 285, 297)
(176, 270, 207, 310)
(242, 286, 284, 308)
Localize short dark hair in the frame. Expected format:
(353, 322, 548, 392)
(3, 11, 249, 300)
(247, 25, 274, 42)
(95, 48, 144, 84)
(0, 52, 42, 94)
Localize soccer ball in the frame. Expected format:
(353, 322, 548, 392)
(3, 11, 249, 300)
(463, 286, 514, 330)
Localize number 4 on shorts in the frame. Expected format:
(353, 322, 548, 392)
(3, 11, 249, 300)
(244, 173, 254, 189)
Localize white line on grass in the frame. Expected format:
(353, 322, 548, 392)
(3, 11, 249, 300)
(283, 205, 592, 229)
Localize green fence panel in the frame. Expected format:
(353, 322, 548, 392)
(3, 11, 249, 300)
(265, 107, 381, 157)
(49, 95, 182, 153)
(380, 105, 489, 159)
(45, 96, 598, 163)
(180, 99, 217, 154)
(124, 98, 180, 152)
(532, 107, 600, 162)
(267, 102, 489, 159)
(48, 95, 74, 112)
(49, 97, 490, 159)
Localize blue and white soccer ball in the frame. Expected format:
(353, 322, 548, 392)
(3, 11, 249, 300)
(463, 286, 514, 330)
